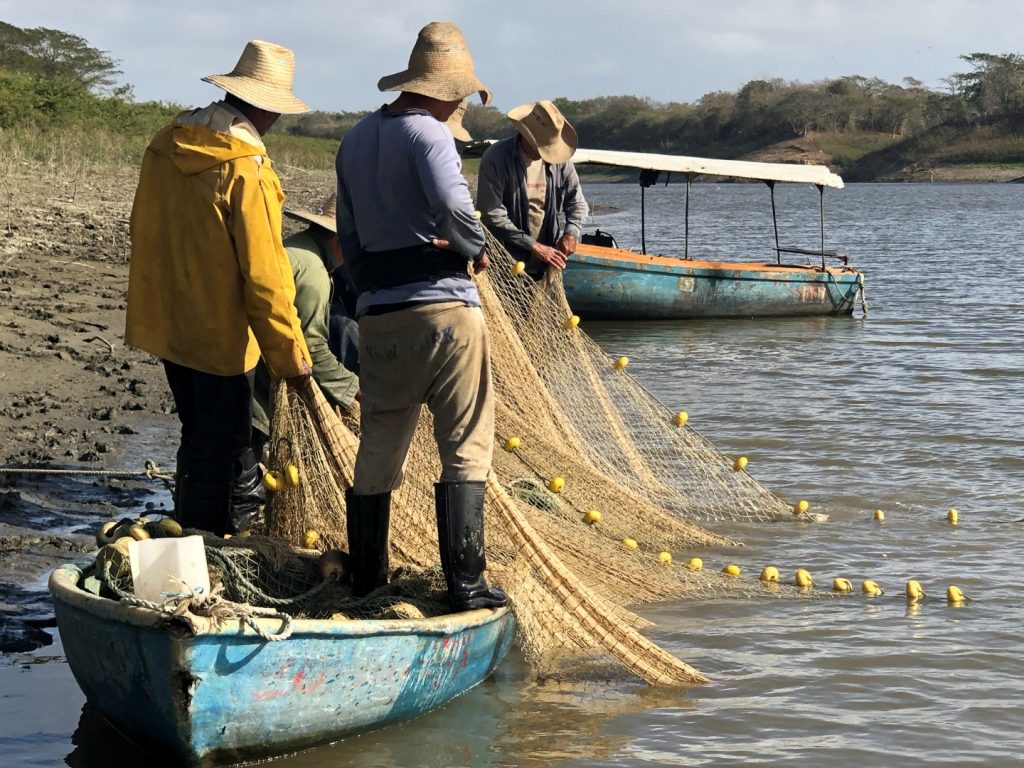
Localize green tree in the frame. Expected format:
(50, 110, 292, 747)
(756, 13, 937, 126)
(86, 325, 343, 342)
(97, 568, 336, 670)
(947, 53, 1024, 118)
(0, 21, 122, 93)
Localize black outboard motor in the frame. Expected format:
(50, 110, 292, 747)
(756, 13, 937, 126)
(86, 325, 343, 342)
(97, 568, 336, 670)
(581, 229, 618, 249)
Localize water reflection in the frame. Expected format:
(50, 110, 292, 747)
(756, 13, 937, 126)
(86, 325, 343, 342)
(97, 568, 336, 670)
(66, 703, 170, 768)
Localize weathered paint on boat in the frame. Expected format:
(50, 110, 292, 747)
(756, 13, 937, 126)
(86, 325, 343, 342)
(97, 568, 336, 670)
(564, 243, 863, 320)
(49, 564, 515, 767)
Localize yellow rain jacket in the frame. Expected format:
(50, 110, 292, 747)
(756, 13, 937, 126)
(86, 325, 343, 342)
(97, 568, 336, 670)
(125, 122, 310, 378)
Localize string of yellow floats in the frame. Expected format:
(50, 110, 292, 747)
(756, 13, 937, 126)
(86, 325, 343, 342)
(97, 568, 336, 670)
(506, 257, 974, 608)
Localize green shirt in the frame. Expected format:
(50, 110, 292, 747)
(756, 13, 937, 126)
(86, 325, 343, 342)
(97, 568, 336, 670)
(252, 229, 359, 437)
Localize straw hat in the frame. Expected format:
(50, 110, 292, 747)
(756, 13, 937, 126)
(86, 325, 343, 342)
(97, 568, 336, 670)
(202, 40, 309, 115)
(283, 193, 337, 233)
(508, 100, 578, 164)
(446, 99, 472, 142)
(378, 22, 492, 105)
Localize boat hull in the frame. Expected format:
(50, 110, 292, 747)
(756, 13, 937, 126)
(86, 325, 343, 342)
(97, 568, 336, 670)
(50, 564, 515, 767)
(564, 244, 863, 320)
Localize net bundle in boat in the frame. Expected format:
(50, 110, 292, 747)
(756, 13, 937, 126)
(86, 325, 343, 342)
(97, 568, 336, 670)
(264, 231, 807, 685)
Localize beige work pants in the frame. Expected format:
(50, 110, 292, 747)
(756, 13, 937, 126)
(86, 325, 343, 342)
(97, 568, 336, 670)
(352, 301, 494, 495)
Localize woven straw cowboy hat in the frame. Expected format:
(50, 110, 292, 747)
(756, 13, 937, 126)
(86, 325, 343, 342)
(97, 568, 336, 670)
(446, 99, 472, 142)
(202, 40, 309, 115)
(378, 22, 492, 105)
(283, 193, 337, 233)
(508, 100, 578, 164)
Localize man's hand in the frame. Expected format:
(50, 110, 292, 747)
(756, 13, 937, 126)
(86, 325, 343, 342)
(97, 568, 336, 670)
(285, 361, 313, 390)
(430, 237, 451, 250)
(473, 253, 490, 274)
(555, 234, 578, 257)
(531, 242, 568, 271)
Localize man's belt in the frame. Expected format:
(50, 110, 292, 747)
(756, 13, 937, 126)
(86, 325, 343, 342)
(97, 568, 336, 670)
(350, 243, 471, 293)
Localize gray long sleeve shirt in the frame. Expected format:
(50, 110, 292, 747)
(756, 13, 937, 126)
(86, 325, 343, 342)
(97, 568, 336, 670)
(335, 107, 485, 315)
(476, 135, 589, 273)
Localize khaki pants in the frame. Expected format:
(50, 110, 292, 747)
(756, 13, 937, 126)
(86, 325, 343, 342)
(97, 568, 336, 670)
(353, 302, 494, 495)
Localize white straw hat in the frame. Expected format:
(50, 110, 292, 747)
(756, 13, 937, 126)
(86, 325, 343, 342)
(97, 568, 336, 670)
(378, 22, 492, 105)
(446, 99, 472, 142)
(283, 192, 337, 233)
(202, 40, 309, 115)
(508, 100, 578, 164)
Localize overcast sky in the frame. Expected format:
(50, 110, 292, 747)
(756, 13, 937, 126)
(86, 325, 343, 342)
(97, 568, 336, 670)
(3, 1, 1022, 113)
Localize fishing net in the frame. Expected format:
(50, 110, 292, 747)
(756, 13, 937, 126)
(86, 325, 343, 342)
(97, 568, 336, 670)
(254, 229, 824, 686)
(99, 533, 454, 622)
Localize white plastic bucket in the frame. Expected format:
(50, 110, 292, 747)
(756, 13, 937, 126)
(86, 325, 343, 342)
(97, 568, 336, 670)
(128, 535, 210, 603)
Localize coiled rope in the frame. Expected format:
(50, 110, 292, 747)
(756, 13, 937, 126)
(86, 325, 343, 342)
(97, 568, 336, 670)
(101, 558, 294, 642)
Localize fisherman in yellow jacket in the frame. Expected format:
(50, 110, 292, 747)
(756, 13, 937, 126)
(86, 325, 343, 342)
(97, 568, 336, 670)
(125, 40, 312, 535)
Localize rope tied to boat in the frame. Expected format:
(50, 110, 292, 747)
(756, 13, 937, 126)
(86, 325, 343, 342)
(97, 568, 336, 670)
(101, 560, 294, 642)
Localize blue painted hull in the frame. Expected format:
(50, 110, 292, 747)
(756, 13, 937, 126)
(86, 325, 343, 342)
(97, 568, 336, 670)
(49, 565, 514, 767)
(564, 244, 863, 320)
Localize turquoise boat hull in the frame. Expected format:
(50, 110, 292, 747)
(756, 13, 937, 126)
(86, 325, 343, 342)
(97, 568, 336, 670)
(563, 244, 863, 320)
(49, 564, 514, 767)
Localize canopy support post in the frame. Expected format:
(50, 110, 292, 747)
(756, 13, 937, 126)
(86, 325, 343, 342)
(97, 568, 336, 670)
(817, 183, 826, 270)
(767, 181, 780, 264)
(641, 183, 647, 255)
(684, 174, 694, 260)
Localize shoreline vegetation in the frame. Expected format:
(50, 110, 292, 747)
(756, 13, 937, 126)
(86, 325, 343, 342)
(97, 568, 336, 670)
(2, 22, 1024, 184)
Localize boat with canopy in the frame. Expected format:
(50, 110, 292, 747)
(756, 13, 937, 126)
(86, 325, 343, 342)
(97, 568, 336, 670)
(564, 148, 866, 320)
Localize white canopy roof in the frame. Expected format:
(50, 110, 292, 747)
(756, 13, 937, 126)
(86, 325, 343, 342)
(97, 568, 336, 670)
(572, 148, 845, 189)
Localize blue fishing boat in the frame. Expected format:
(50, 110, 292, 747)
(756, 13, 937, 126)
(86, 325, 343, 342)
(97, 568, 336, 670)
(565, 149, 866, 320)
(49, 563, 514, 766)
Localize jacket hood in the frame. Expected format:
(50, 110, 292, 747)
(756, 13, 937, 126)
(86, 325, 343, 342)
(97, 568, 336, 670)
(147, 123, 267, 175)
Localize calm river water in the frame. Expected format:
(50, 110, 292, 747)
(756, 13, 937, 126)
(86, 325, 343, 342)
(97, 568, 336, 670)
(4, 182, 1024, 767)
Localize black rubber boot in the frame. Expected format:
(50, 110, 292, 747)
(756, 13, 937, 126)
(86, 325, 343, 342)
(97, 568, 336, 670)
(435, 481, 509, 611)
(228, 449, 264, 535)
(345, 489, 391, 597)
(174, 467, 232, 536)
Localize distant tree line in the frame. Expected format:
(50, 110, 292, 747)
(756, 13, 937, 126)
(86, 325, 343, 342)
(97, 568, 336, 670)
(275, 53, 1024, 163)
(2, 20, 1023, 171)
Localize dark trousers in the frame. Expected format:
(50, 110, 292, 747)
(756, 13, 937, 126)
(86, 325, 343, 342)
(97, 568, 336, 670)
(328, 311, 360, 375)
(163, 360, 256, 480)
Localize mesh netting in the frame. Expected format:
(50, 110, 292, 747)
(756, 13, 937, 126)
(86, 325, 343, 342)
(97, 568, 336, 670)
(101, 533, 454, 622)
(255, 230, 831, 686)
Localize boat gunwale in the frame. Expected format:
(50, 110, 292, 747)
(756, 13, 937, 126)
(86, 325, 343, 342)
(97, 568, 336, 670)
(49, 563, 511, 640)
(572, 244, 862, 280)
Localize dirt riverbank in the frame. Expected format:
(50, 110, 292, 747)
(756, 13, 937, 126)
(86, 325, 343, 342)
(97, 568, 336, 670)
(0, 161, 336, 653)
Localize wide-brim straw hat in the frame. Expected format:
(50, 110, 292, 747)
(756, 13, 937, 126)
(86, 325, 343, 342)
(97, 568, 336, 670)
(378, 22, 492, 105)
(446, 99, 472, 142)
(283, 192, 337, 233)
(508, 100, 578, 164)
(203, 40, 309, 115)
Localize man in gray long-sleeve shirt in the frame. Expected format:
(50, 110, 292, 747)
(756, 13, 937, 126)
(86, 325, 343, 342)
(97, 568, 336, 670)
(477, 100, 589, 279)
(335, 21, 507, 611)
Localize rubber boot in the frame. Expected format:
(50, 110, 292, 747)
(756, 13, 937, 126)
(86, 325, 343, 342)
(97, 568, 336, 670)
(435, 481, 509, 611)
(174, 466, 232, 536)
(228, 449, 264, 535)
(345, 489, 391, 597)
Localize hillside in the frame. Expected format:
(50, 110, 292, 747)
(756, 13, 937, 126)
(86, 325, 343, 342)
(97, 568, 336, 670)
(3, 21, 1024, 182)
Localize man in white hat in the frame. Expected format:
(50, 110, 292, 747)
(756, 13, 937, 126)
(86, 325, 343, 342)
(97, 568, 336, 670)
(335, 21, 507, 611)
(477, 100, 589, 279)
(126, 40, 313, 536)
(250, 193, 360, 455)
